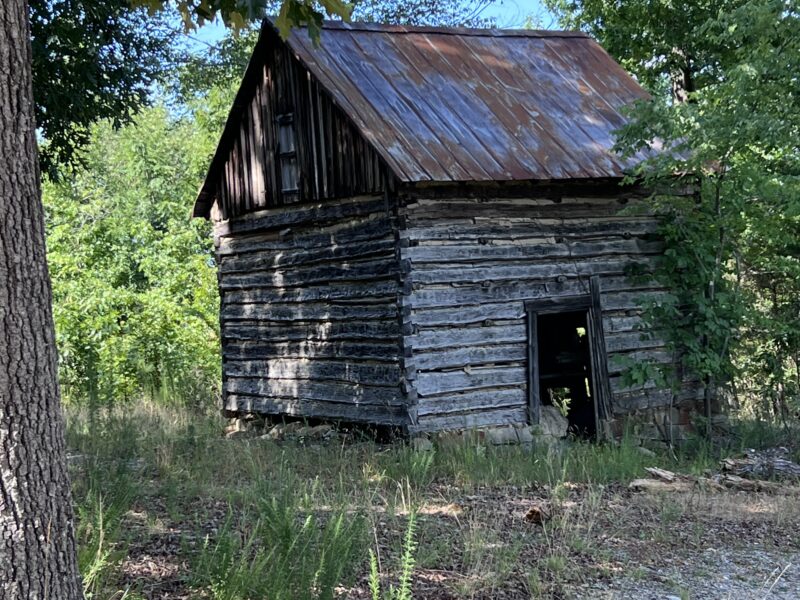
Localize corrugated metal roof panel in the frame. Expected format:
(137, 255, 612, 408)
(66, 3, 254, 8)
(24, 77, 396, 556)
(284, 21, 649, 183)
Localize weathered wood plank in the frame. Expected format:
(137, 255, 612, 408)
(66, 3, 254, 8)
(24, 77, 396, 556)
(224, 377, 404, 405)
(408, 324, 527, 351)
(220, 257, 398, 290)
(407, 278, 663, 309)
(409, 258, 655, 285)
(411, 344, 526, 371)
(409, 407, 528, 433)
(402, 239, 663, 264)
(216, 215, 394, 256)
(224, 359, 400, 385)
(223, 320, 399, 342)
(224, 339, 400, 361)
(416, 366, 526, 396)
(222, 302, 397, 322)
(219, 239, 395, 272)
(226, 394, 408, 425)
(216, 196, 387, 237)
(224, 280, 398, 304)
(401, 219, 659, 242)
(415, 387, 526, 416)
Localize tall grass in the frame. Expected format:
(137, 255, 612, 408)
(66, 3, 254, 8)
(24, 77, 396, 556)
(65, 402, 795, 598)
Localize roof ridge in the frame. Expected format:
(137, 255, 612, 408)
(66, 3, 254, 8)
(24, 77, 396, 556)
(311, 19, 589, 38)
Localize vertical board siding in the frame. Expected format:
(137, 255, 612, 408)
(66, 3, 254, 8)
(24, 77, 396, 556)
(399, 190, 701, 433)
(215, 195, 408, 426)
(212, 35, 388, 218)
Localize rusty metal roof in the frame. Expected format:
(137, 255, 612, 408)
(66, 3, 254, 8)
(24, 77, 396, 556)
(283, 21, 648, 183)
(195, 21, 650, 217)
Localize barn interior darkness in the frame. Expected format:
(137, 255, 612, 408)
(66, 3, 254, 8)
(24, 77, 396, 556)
(537, 311, 597, 438)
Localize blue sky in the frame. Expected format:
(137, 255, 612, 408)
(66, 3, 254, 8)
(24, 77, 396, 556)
(190, 0, 556, 48)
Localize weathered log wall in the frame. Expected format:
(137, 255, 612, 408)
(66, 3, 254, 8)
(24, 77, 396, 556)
(398, 186, 701, 433)
(214, 194, 408, 425)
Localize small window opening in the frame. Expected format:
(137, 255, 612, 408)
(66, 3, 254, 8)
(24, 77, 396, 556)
(276, 114, 299, 201)
(537, 311, 597, 438)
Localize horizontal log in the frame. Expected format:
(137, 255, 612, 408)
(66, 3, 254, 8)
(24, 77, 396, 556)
(606, 349, 673, 375)
(224, 280, 398, 304)
(416, 366, 526, 396)
(223, 320, 399, 342)
(407, 277, 663, 309)
(409, 407, 528, 433)
(603, 315, 644, 333)
(216, 215, 393, 256)
(220, 257, 398, 290)
(605, 331, 665, 353)
(612, 382, 703, 413)
(401, 219, 659, 242)
(224, 340, 400, 361)
(225, 394, 408, 425)
(224, 377, 404, 405)
(408, 324, 526, 351)
(216, 196, 387, 237)
(224, 359, 400, 386)
(411, 303, 525, 327)
(409, 258, 654, 285)
(222, 302, 398, 322)
(219, 239, 395, 273)
(404, 196, 629, 210)
(402, 239, 663, 264)
(415, 387, 526, 416)
(404, 202, 640, 222)
(411, 344, 526, 371)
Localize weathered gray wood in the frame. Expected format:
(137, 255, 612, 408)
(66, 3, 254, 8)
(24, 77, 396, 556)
(224, 359, 400, 385)
(605, 331, 665, 353)
(220, 257, 398, 289)
(409, 258, 655, 285)
(407, 278, 662, 310)
(216, 196, 387, 237)
(409, 407, 529, 433)
(589, 276, 613, 425)
(216, 215, 393, 256)
(416, 366, 526, 396)
(225, 377, 404, 405)
(219, 238, 395, 272)
(224, 340, 400, 361)
(224, 280, 398, 304)
(408, 324, 527, 351)
(226, 394, 408, 424)
(222, 302, 397, 322)
(401, 219, 659, 241)
(224, 320, 399, 341)
(411, 302, 526, 326)
(415, 387, 526, 416)
(411, 344, 526, 371)
(403, 239, 663, 263)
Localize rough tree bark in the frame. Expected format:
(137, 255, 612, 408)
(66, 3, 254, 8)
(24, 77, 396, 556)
(0, 0, 83, 598)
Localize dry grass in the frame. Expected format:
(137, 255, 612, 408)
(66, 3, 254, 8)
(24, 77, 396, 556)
(65, 402, 800, 599)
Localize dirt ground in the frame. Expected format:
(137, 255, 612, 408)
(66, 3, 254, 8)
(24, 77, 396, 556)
(119, 479, 800, 599)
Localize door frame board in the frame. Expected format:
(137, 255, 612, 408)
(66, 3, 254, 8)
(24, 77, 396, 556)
(524, 276, 612, 439)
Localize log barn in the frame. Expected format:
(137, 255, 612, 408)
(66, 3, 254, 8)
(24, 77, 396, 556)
(194, 20, 701, 438)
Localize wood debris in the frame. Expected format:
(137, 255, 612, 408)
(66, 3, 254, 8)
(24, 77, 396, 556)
(630, 449, 800, 495)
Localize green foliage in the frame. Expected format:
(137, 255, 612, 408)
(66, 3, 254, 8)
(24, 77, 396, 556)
(44, 106, 220, 407)
(352, 0, 496, 27)
(191, 498, 367, 599)
(31, 0, 176, 174)
(554, 0, 800, 422)
(369, 511, 418, 600)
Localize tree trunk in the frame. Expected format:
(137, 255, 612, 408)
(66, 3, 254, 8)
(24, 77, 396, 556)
(0, 1, 83, 598)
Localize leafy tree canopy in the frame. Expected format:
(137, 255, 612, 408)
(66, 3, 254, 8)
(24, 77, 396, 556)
(31, 0, 176, 175)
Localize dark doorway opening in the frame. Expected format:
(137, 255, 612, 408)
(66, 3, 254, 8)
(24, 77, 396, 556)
(536, 310, 597, 439)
